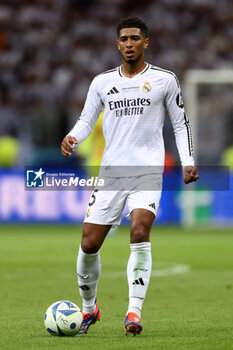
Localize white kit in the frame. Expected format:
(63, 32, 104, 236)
(69, 63, 194, 177)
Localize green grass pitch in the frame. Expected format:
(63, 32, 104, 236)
(0, 225, 233, 350)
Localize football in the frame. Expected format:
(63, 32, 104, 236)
(44, 300, 83, 336)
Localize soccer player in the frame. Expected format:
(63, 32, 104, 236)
(61, 17, 199, 336)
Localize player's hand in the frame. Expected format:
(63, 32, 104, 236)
(61, 136, 78, 157)
(183, 166, 199, 184)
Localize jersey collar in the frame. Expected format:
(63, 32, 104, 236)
(118, 63, 150, 78)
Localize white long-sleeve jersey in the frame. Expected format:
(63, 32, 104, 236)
(68, 63, 194, 176)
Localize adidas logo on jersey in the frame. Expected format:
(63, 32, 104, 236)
(107, 87, 119, 95)
(149, 203, 156, 210)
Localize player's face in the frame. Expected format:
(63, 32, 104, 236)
(117, 28, 149, 64)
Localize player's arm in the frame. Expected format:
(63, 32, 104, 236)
(61, 77, 103, 157)
(165, 74, 199, 184)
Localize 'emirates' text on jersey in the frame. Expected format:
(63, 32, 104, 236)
(69, 63, 194, 175)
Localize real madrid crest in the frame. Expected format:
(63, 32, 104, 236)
(86, 208, 90, 218)
(142, 82, 152, 93)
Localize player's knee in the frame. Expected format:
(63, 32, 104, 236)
(81, 225, 99, 253)
(81, 234, 100, 254)
(131, 224, 150, 243)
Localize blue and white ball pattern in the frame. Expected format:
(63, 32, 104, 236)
(44, 300, 83, 336)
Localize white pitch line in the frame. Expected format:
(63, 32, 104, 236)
(101, 263, 190, 278)
(2, 263, 190, 280)
(151, 263, 190, 277)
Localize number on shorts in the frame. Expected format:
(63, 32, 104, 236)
(88, 189, 99, 206)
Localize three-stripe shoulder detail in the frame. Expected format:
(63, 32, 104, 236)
(101, 68, 118, 75)
(150, 66, 179, 87)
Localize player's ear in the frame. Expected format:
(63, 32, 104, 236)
(117, 39, 120, 51)
(144, 37, 149, 49)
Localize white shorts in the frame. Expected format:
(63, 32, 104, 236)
(84, 174, 162, 226)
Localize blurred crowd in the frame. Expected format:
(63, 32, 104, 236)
(0, 0, 233, 166)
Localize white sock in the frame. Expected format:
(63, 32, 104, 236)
(77, 246, 101, 314)
(127, 242, 152, 318)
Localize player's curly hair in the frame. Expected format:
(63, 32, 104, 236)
(117, 17, 149, 38)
